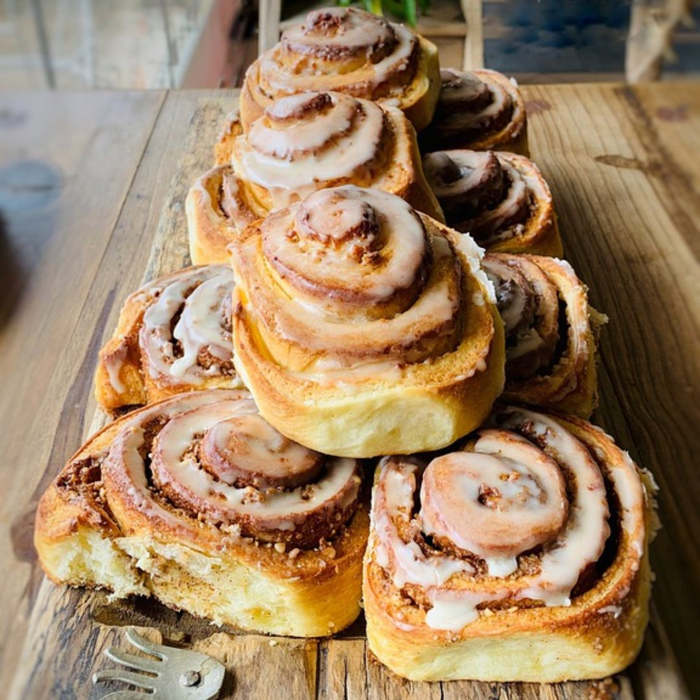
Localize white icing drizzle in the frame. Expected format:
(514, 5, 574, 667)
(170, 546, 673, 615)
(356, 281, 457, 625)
(493, 409, 610, 606)
(419, 434, 568, 576)
(438, 69, 489, 106)
(140, 266, 234, 385)
(104, 391, 360, 542)
(432, 69, 516, 136)
(598, 604, 622, 618)
(170, 277, 232, 376)
(283, 7, 395, 58)
(104, 343, 128, 393)
(369, 406, 639, 631)
(484, 261, 528, 334)
(266, 233, 458, 367)
(425, 150, 538, 244)
(424, 591, 490, 629)
(104, 392, 242, 536)
(152, 400, 358, 528)
(371, 461, 475, 589)
(472, 161, 527, 233)
(203, 413, 320, 486)
(248, 93, 357, 158)
(239, 186, 464, 369)
(483, 253, 566, 384)
(264, 186, 427, 307)
(259, 8, 417, 101)
(454, 80, 510, 131)
(450, 230, 495, 305)
(237, 93, 385, 206)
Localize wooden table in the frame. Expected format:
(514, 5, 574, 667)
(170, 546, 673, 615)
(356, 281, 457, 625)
(0, 83, 697, 699)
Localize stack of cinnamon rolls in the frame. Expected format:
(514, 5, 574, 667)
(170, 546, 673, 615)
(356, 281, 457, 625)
(35, 7, 656, 684)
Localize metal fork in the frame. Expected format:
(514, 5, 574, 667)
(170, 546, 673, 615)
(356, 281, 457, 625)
(93, 628, 225, 699)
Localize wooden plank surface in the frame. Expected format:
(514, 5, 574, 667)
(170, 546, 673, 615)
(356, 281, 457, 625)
(0, 82, 697, 698)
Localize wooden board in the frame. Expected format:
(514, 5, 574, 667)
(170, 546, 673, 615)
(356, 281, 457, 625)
(0, 82, 698, 698)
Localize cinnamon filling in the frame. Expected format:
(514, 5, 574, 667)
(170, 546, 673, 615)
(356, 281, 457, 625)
(100, 394, 362, 550)
(266, 91, 333, 121)
(218, 168, 247, 221)
(139, 267, 235, 386)
(255, 7, 420, 103)
(262, 186, 430, 314)
(56, 454, 116, 531)
(419, 433, 568, 561)
(235, 92, 390, 205)
(58, 455, 104, 490)
(233, 186, 467, 370)
(439, 69, 492, 113)
(282, 8, 399, 63)
(433, 68, 514, 140)
(424, 151, 531, 245)
(370, 407, 631, 630)
(200, 414, 324, 489)
(484, 254, 562, 381)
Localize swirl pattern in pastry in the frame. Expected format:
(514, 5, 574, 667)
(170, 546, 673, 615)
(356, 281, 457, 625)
(423, 149, 562, 256)
(240, 7, 440, 131)
(187, 91, 443, 264)
(364, 405, 656, 681)
(35, 389, 368, 636)
(483, 253, 605, 417)
(421, 68, 528, 154)
(230, 185, 505, 458)
(95, 265, 242, 411)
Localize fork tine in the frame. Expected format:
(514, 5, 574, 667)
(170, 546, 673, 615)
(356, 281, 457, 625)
(125, 629, 168, 660)
(92, 668, 157, 691)
(104, 647, 162, 675)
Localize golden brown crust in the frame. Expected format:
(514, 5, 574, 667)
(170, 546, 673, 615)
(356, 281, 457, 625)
(230, 186, 504, 458)
(94, 266, 242, 411)
(186, 166, 263, 265)
(421, 68, 529, 155)
(240, 8, 440, 132)
(363, 408, 656, 681)
(213, 109, 244, 166)
(424, 150, 562, 256)
(35, 390, 368, 636)
(485, 253, 604, 417)
(488, 154, 560, 256)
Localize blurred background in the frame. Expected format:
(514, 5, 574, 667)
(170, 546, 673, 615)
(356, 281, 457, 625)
(0, 0, 698, 90)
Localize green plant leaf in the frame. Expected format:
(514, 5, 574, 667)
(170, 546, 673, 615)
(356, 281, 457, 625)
(404, 0, 417, 25)
(336, 0, 430, 24)
(383, 0, 406, 20)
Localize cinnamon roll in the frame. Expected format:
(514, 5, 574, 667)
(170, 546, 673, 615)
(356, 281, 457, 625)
(187, 91, 443, 264)
(186, 165, 260, 266)
(483, 253, 605, 417)
(421, 68, 528, 155)
(230, 185, 505, 458)
(34, 390, 368, 636)
(240, 7, 440, 132)
(423, 150, 562, 256)
(95, 266, 242, 411)
(364, 405, 656, 681)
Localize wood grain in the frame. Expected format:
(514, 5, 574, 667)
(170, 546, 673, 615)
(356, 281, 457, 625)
(522, 83, 699, 695)
(0, 83, 697, 698)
